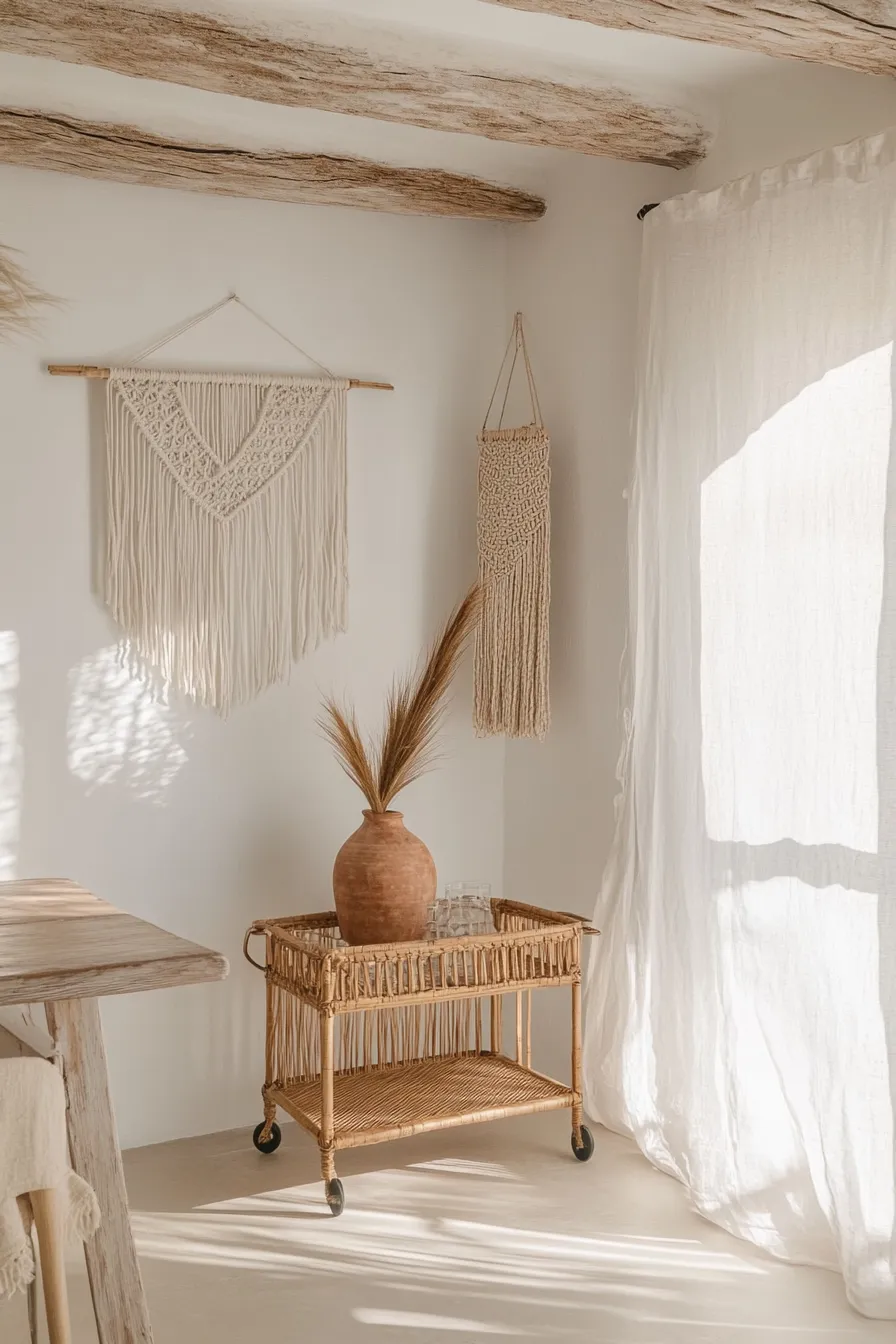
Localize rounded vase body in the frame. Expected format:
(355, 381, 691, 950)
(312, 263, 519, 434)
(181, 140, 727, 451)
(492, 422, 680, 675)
(333, 810, 436, 946)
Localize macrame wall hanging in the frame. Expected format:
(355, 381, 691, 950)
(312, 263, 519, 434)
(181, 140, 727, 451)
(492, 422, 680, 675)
(475, 311, 550, 739)
(50, 295, 392, 714)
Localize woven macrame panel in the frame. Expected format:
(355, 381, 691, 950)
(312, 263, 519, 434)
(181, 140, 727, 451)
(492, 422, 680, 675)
(103, 369, 348, 713)
(475, 424, 551, 738)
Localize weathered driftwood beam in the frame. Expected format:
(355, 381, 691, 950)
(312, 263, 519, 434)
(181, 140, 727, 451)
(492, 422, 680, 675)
(0, 0, 707, 166)
(0, 109, 547, 221)
(486, 1, 896, 77)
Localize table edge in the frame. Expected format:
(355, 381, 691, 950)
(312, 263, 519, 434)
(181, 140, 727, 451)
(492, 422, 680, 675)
(0, 949, 230, 1007)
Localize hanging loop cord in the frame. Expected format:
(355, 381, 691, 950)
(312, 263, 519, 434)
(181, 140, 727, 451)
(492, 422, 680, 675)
(127, 293, 337, 377)
(482, 312, 543, 432)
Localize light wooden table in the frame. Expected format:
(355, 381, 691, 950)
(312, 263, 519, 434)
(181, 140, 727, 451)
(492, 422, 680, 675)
(0, 878, 228, 1344)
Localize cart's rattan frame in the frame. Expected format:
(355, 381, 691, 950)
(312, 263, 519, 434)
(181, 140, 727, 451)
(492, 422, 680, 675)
(244, 898, 596, 1213)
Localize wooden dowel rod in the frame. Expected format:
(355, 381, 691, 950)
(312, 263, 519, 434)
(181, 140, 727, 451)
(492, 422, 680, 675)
(46, 364, 393, 389)
(47, 365, 110, 378)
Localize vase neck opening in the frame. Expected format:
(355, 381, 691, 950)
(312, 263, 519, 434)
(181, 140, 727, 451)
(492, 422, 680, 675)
(362, 809, 404, 823)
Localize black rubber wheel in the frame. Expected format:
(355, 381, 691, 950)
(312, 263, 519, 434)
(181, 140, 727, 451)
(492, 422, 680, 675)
(252, 1121, 281, 1154)
(571, 1125, 594, 1162)
(326, 1178, 345, 1217)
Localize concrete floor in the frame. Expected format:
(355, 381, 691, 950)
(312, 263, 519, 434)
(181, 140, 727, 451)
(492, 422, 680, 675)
(1, 1112, 891, 1342)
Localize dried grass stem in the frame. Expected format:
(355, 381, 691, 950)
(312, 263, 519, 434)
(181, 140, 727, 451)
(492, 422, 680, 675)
(320, 585, 482, 811)
(0, 243, 55, 338)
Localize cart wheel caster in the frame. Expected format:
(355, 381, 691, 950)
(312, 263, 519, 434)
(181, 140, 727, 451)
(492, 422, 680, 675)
(253, 1121, 281, 1154)
(571, 1126, 594, 1162)
(326, 1178, 345, 1217)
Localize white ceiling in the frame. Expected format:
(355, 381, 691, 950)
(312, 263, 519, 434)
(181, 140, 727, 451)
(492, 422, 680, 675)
(0, 0, 794, 196)
(173, 0, 778, 90)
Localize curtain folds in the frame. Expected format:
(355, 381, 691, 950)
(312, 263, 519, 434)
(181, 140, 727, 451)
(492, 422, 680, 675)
(584, 127, 896, 1319)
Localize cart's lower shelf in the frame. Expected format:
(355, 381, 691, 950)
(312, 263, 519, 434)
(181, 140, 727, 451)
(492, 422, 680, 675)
(272, 1052, 576, 1150)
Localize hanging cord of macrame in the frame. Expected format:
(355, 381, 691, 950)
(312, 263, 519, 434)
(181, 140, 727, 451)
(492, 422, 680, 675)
(481, 312, 543, 432)
(127, 293, 337, 376)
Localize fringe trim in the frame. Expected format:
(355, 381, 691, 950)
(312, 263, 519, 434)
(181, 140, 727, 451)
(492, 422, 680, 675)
(0, 1230, 33, 1301)
(0, 1175, 100, 1301)
(67, 1171, 101, 1243)
(475, 523, 550, 739)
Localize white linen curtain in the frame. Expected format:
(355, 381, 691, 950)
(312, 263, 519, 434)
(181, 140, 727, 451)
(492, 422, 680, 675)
(584, 130, 896, 1319)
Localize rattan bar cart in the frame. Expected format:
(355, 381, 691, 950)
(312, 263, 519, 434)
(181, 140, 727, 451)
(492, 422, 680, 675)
(243, 898, 595, 1215)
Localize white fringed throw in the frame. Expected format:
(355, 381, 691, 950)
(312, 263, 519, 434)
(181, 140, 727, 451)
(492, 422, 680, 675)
(0, 1058, 100, 1300)
(475, 313, 550, 739)
(103, 368, 348, 713)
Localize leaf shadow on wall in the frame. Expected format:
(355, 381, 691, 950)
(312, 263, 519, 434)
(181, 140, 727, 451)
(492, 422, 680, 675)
(67, 643, 189, 804)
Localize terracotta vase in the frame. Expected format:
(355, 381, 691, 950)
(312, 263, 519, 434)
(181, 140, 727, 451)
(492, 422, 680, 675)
(333, 810, 436, 946)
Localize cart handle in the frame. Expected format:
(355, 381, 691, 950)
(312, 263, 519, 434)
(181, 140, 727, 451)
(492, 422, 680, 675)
(243, 926, 266, 971)
(559, 911, 600, 935)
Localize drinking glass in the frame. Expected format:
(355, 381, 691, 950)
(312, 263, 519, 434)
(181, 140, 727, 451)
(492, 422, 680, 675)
(428, 881, 492, 939)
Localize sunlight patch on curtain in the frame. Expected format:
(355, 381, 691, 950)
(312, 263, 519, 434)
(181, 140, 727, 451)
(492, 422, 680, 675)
(700, 345, 891, 854)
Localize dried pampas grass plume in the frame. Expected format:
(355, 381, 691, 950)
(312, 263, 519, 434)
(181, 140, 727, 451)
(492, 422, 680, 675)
(320, 584, 482, 812)
(318, 699, 384, 813)
(0, 244, 55, 340)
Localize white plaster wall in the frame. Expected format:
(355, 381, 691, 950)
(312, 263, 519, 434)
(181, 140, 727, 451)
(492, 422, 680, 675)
(0, 165, 507, 1148)
(694, 64, 896, 190)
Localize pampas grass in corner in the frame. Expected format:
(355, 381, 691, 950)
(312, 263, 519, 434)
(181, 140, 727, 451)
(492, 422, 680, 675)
(320, 584, 482, 812)
(0, 244, 55, 340)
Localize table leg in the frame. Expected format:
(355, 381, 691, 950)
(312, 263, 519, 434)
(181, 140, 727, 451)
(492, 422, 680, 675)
(45, 998, 153, 1344)
(30, 1187, 72, 1344)
(27, 1263, 38, 1344)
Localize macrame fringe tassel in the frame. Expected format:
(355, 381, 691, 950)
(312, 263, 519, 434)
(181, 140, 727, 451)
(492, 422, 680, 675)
(475, 522, 550, 739)
(0, 1176, 100, 1301)
(103, 373, 347, 714)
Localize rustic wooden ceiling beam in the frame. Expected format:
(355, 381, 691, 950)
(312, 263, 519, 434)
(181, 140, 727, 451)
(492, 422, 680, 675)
(0, 0, 707, 166)
(0, 108, 547, 220)
(486, 1, 896, 77)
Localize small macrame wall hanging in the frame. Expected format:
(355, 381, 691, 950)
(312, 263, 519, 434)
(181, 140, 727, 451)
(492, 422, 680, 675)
(50, 295, 391, 714)
(475, 311, 550, 739)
